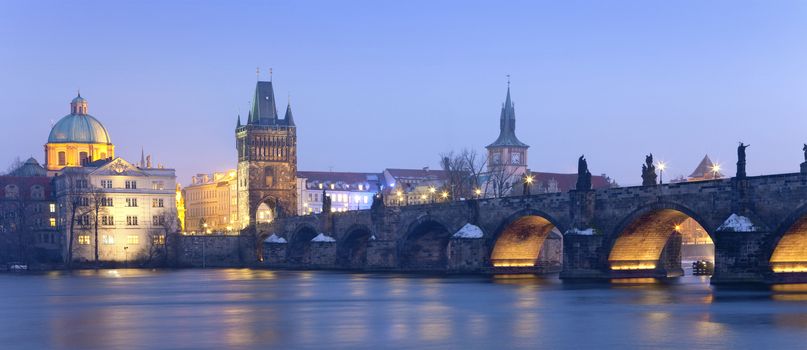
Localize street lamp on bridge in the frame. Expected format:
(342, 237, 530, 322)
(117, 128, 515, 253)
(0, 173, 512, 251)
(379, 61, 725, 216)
(657, 161, 667, 184)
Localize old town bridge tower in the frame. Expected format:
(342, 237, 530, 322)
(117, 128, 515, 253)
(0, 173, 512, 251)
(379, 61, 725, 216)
(236, 79, 297, 228)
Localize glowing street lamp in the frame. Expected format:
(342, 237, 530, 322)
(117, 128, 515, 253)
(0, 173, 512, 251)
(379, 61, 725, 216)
(474, 188, 482, 198)
(711, 163, 721, 179)
(657, 161, 667, 184)
(441, 191, 449, 201)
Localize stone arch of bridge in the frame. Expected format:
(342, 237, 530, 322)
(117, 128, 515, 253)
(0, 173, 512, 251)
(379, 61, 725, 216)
(768, 203, 807, 273)
(607, 202, 712, 273)
(488, 209, 566, 268)
(398, 216, 453, 270)
(336, 224, 373, 269)
(287, 224, 319, 265)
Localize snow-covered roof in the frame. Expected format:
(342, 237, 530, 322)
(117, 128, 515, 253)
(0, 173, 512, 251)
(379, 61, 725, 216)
(311, 233, 337, 242)
(566, 228, 596, 235)
(453, 223, 484, 239)
(717, 214, 757, 232)
(264, 234, 287, 244)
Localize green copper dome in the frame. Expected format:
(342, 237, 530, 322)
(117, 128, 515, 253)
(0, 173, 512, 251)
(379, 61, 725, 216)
(47, 94, 112, 144)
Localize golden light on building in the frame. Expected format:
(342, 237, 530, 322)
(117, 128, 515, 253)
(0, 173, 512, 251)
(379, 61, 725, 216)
(770, 216, 807, 273)
(610, 262, 658, 270)
(45, 94, 115, 172)
(490, 216, 557, 268)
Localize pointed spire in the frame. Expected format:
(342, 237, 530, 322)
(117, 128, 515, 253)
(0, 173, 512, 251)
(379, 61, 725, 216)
(284, 100, 295, 126)
(487, 80, 528, 149)
(236, 114, 242, 128)
(140, 147, 145, 168)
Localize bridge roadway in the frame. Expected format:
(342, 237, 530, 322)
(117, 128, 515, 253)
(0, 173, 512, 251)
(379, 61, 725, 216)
(260, 172, 807, 284)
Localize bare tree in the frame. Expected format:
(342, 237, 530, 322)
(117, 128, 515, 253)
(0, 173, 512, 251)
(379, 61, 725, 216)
(146, 208, 179, 266)
(85, 185, 107, 267)
(439, 148, 488, 200)
(60, 173, 92, 267)
(487, 161, 520, 198)
(3, 157, 22, 175)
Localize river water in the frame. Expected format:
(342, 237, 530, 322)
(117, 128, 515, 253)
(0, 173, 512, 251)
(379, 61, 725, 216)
(2, 269, 807, 349)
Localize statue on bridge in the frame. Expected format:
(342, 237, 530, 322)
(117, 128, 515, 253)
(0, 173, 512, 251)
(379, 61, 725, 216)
(802, 144, 807, 174)
(576, 155, 592, 191)
(641, 153, 658, 186)
(322, 188, 332, 213)
(737, 142, 750, 178)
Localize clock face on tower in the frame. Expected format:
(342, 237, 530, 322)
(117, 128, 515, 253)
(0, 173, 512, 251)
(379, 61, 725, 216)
(511, 152, 521, 165)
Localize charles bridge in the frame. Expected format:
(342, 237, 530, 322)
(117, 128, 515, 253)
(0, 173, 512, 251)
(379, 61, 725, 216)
(257, 169, 807, 284)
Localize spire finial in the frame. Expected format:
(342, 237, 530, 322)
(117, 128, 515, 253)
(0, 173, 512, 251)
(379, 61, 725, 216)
(77, 88, 81, 98)
(270, 68, 273, 82)
(256, 67, 260, 81)
(506, 74, 510, 88)
(288, 92, 291, 105)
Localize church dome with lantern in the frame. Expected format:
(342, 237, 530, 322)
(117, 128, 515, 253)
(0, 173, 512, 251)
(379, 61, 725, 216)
(45, 93, 115, 172)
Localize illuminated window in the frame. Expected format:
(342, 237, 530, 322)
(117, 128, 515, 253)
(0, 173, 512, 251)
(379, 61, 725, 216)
(58, 152, 66, 166)
(153, 235, 165, 245)
(103, 235, 115, 245)
(364, 196, 369, 204)
(49, 204, 56, 213)
(127, 235, 139, 245)
(49, 218, 56, 227)
(318, 183, 323, 189)
(78, 235, 90, 245)
(358, 184, 364, 191)
(330, 184, 334, 190)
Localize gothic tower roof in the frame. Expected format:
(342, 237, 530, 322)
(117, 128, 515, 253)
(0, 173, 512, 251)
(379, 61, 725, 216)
(284, 102, 295, 126)
(249, 81, 278, 125)
(486, 86, 528, 149)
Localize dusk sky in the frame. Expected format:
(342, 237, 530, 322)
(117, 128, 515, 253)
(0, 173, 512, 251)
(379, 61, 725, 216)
(2, 0, 807, 185)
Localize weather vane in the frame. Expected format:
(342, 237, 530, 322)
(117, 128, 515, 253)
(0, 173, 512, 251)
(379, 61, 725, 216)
(506, 74, 510, 87)
(270, 67, 273, 81)
(256, 67, 260, 80)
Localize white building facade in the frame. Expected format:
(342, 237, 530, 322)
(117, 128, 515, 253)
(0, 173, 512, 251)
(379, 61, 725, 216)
(54, 157, 177, 263)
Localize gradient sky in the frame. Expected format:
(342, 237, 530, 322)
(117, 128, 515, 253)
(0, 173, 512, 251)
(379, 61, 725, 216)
(2, 0, 807, 185)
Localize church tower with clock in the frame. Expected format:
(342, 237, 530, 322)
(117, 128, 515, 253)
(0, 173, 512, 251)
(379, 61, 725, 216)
(486, 84, 529, 193)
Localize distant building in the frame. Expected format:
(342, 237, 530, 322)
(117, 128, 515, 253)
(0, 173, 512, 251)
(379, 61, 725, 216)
(183, 170, 239, 233)
(0, 158, 59, 263)
(175, 183, 185, 232)
(296, 171, 380, 214)
(53, 157, 177, 263)
(45, 94, 115, 173)
(481, 84, 613, 196)
(383, 168, 450, 205)
(687, 155, 724, 181)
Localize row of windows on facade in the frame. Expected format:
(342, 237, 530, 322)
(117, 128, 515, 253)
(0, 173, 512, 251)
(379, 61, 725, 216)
(186, 206, 234, 217)
(71, 197, 164, 208)
(185, 188, 233, 202)
(76, 234, 164, 246)
(312, 182, 372, 191)
(69, 179, 165, 190)
(4, 203, 56, 214)
(305, 192, 370, 204)
(0, 216, 56, 230)
(72, 215, 167, 226)
(56, 151, 108, 166)
(4, 184, 46, 199)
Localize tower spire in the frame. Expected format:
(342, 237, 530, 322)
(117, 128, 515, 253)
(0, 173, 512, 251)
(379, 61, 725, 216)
(140, 147, 145, 167)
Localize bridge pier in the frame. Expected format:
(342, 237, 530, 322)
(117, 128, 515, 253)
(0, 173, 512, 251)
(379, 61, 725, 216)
(711, 231, 770, 284)
(560, 234, 610, 279)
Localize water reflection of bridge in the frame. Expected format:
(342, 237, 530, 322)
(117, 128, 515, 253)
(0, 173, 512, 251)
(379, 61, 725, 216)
(262, 172, 807, 284)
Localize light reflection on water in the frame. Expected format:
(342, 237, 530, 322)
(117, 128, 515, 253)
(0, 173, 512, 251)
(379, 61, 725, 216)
(3, 270, 807, 349)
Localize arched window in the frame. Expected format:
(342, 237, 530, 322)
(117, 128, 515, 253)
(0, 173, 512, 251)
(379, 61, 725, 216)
(30, 185, 44, 199)
(5, 185, 19, 199)
(58, 152, 66, 166)
(79, 152, 89, 165)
